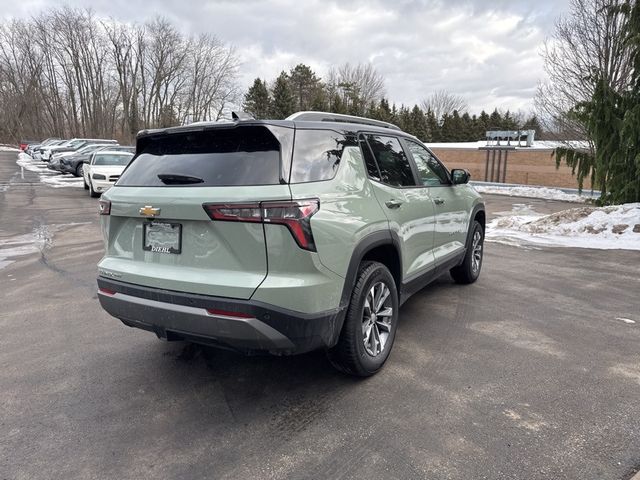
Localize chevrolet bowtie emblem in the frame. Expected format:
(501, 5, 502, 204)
(139, 206, 160, 217)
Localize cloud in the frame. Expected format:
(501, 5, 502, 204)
(1, 0, 569, 113)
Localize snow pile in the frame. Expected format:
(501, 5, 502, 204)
(473, 184, 589, 203)
(16, 152, 84, 188)
(487, 203, 640, 250)
(0, 145, 20, 152)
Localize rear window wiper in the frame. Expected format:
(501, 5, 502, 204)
(157, 174, 204, 185)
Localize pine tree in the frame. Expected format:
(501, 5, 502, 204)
(288, 64, 322, 111)
(410, 105, 429, 141)
(425, 109, 440, 142)
(555, 0, 640, 204)
(489, 109, 502, 130)
(477, 110, 490, 139)
(270, 72, 296, 119)
(243, 78, 271, 119)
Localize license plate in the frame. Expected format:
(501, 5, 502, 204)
(143, 222, 182, 254)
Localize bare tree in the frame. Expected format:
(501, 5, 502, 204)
(327, 62, 385, 115)
(535, 0, 633, 140)
(421, 90, 468, 122)
(0, 8, 241, 143)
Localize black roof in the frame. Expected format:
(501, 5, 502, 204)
(136, 117, 416, 141)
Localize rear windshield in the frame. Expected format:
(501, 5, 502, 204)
(93, 153, 133, 166)
(117, 126, 282, 187)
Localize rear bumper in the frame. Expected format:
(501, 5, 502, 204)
(97, 277, 346, 355)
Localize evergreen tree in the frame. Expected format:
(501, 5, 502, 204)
(425, 108, 440, 142)
(522, 115, 543, 139)
(477, 110, 490, 139)
(461, 112, 475, 141)
(288, 64, 322, 111)
(243, 78, 271, 119)
(555, 0, 640, 204)
(410, 105, 429, 141)
(489, 109, 502, 130)
(270, 71, 296, 119)
(397, 105, 412, 134)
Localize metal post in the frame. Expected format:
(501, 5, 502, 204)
(490, 150, 496, 182)
(496, 150, 502, 183)
(484, 150, 490, 181)
(502, 150, 508, 183)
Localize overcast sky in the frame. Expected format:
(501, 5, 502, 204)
(8, 0, 569, 113)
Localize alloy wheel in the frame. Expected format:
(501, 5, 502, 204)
(471, 230, 483, 274)
(362, 281, 393, 357)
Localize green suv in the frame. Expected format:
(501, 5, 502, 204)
(96, 111, 485, 376)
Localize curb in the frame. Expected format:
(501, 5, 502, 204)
(630, 470, 640, 480)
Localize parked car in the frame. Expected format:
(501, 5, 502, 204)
(19, 140, 39, 151)
(42, 138, 117, 161)
(25, 137, 60, 156)
(60, 145, 135, 177)
(50, 143, 119, 173)
(32, 139, 66, 160)
(83, 150, 134, 197)
(96, 111, 485, 376)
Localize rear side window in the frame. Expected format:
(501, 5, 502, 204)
(363, 134, 415, 187)
(290, 129, 357, 183)
(118, 126, 282, 187)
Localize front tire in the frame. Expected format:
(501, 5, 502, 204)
(89, 181, 100, 198)
(75, 164, 83, 177)
(450, 220, 484, 284)
(327, 261, 399, 377)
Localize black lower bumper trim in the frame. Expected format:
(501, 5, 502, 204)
(97, 277, 346, 355)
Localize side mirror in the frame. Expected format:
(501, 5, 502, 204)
(451, 169, 470, 185)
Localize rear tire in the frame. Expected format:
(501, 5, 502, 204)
(327, 261, 399, 377)
(84, 180, 89, 190)
(450, 220, 484, 284)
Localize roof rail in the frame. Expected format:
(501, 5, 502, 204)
(286, 111, 401, 131)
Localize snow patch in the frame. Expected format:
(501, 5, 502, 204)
(487, 203, 640, 250)
(16, 153, 83, 188)
(473, 184, 589, 203)
(0, 223, 90, 269)
(0, 225, 52, 269)
(615, 317, 636, 325)
(0, 145, 20, 152)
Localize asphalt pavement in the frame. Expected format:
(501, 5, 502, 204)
(1, 151, 639, 480)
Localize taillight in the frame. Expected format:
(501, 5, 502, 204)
(98, 199, 111, 215)
(203, 199, 319, 251)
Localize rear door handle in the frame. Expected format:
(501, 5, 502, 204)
(385, 199, 403, 209)
(434, 197, 445, 205)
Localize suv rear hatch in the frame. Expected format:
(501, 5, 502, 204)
(98, 124, 294, 300)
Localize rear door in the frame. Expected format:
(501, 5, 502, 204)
(98, 125, 293, 300)
(360, 133, 437, 280)
(403, 140, 469, 265)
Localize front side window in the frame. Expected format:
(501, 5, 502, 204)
(364, 134, 415, 187)
(406, 141, 450, 186)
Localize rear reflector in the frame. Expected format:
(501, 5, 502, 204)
(99, 287, 116, 296)
(206, 308, 253, 319)
(203, 199, 319, 251)
(98, 200, 111, 215)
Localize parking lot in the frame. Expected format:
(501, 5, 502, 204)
(1, 150, 639, 479)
